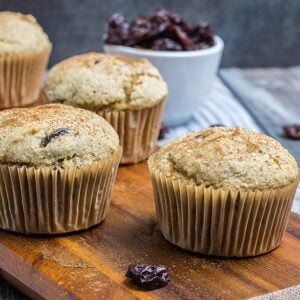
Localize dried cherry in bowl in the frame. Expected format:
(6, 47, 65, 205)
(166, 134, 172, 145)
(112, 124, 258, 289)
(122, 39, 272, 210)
(104, 36, 223, 126)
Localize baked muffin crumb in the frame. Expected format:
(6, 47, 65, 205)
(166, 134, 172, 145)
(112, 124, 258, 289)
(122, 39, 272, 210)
(0, 11, 51, 54)
(43, 52, 168, 110)
(0, 104, 120, 167)
(149, 127, 298, 190)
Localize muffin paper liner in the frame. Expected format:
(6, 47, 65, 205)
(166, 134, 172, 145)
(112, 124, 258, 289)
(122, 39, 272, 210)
(0, 47, 51, 108)
(0, 148, 122, 234)
(99, 100, 165, 164)
(149, 168, 299, 257)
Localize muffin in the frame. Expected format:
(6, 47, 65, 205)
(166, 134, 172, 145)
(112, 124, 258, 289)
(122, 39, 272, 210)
(0, 11, 52, 108)
(148, 127, 299, 257)
(0, 104, 122, 234)
(43, 52, 168, 164)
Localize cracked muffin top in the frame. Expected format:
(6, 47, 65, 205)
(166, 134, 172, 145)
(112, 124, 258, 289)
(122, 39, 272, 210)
(149, 127, 298, 190)
(0, 104, 120, 167)
(43, 52, 168, 110)
(0, 11, 51, 54)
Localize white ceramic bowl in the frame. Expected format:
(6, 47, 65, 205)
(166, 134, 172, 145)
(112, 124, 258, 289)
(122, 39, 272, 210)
(104, 36, 224, 126)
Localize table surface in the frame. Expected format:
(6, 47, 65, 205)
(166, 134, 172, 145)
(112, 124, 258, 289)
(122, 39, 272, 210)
(1, 67, 300, 299)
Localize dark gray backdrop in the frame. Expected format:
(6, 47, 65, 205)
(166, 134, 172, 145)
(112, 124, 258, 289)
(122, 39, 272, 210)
(0, 0, 299, 67)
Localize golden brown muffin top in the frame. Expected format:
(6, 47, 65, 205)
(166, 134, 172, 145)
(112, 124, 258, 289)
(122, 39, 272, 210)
(149, 127, 298, 190)
(0, 104, 120, 167)
(43, 52, 168, 110)
(0, 11, 51, 54)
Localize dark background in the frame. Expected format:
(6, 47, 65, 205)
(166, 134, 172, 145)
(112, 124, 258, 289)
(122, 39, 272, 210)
(0, 0, 299, 67)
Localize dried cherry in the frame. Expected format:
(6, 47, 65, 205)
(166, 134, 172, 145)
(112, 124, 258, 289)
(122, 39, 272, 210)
(41, 128, 70, 147)
(283, 124, 300, 140)
(158, 123, 169, 139)
(104, 9, 215, 51)
(126, 264, 170, 290)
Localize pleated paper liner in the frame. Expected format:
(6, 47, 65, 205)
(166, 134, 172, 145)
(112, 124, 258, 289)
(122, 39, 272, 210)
(0, 147, 122, 235)
(99, 99, 165, 164)
(0, 46, 51, 108)
(149, 168, 299, 257)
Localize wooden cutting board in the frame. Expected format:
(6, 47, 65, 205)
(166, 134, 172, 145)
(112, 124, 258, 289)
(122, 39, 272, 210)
(0, 161, 299, 299)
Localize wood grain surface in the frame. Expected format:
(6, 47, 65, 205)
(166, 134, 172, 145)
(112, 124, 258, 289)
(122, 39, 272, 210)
(0, 162, 299, 299)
